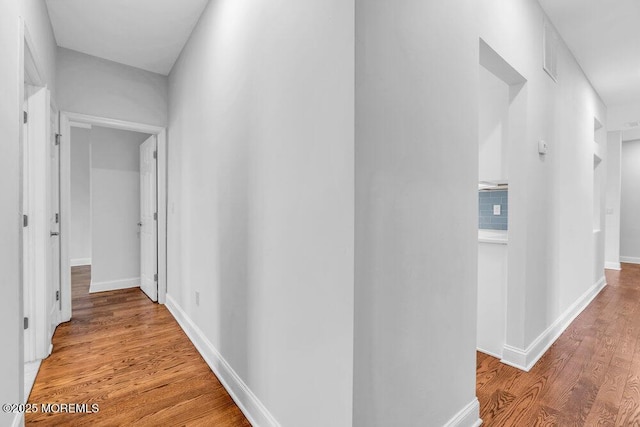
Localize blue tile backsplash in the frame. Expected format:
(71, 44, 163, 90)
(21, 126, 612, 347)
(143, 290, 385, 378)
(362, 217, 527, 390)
(479, 190, 508, 230)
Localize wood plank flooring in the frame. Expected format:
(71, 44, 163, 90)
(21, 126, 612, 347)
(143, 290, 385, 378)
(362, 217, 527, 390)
(29, 263, 640, 425)
(478, 263, 640, 426)
(26, 266, 250, 426)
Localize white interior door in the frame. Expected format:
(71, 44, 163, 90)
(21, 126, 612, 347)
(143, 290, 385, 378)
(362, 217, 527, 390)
(23, 88, 34, 363)
(48, 102, 61, 340)
(140, 135, 157, 301)
(21, 85, 61, 366)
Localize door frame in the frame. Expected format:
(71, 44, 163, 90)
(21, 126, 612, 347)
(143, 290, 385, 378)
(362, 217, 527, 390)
(59, 112, 168, 321)
(21, 18, 58, 364)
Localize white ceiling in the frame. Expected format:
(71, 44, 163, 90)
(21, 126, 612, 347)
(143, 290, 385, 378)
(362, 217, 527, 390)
(44, 1, 640, 104)
(538, 0, 640, 107)
(45, 0, 210, 75)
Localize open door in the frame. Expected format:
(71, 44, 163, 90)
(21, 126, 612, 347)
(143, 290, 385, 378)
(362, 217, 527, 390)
(140, 135, 158, 301)
(23, 86, 61, 361)
(23, 87, 34, 363)
(48, 101, 61, 340)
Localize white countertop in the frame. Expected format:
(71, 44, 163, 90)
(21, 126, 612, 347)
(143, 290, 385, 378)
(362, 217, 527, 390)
(478, 229, 508, 244)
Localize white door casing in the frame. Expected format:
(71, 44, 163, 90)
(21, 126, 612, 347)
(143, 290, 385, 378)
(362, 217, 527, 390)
(140, 135, 158, 302)
(59, 113, 168, 320)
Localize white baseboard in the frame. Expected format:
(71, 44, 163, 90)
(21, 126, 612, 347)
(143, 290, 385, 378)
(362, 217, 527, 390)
(501, 276, 607, 371)
(165, 294, 280, 427)
(605, 261, 621, 270)
(70, 258, 91, 267)
(443, 398, 482, 427)
(89, 277, 139, 293)
(620, 256, 640, 265)
(11, 413, 24, 427)
(24, 360, 42, 402)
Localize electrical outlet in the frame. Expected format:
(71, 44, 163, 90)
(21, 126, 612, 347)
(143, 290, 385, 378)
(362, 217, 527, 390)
(195, 291, 200, 306)
(493, 205, 501, 215)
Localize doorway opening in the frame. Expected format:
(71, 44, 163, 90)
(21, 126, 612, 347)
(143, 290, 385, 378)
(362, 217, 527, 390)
(68, 124, 159, 303)
(619, 137, 640, 265)
(593, 118, 606, 283)
(476, 39, 527, 364)
(60, 113, 168, 321)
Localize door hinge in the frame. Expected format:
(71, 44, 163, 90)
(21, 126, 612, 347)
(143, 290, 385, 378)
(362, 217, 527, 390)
(153, 212, 157, 220)
(56, 290, 60, 301)
(153, 151, 157, 159)
(153, 274, 158, 282)
(24, 317, 29, 330)
(55, 133, 61, 145)
(55, 213, 59, 223)
(23, 214, 28, 227)
(23, 111, 28, 124)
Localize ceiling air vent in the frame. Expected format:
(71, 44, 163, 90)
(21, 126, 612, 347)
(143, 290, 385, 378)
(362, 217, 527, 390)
(543, 19, 558, 82)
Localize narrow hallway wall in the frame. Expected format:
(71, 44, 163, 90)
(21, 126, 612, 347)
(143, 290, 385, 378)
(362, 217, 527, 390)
(0, 2, 23, 424)
(480, 0, 607, 363)
(1, 3, 58, 425)
(354, 1, 480, 425)
(167, 1, 355, 425)
(20, 0, 57, 99)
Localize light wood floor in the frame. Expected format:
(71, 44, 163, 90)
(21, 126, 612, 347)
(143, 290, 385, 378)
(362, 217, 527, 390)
(26, 266, 250, 426)
(478, 263, 640, 426)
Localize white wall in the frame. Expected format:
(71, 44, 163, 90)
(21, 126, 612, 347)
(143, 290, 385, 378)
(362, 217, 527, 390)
(91, 126, 148, 290)
(608, 103, 640, 131)
(479, 65, 510, 182)
(70, 127, 91, 265)
(354, 1, 479, 425)
(0, 1, 24, 424)
(620, 140, 640, 263)
(1, 2, 58, 423)
(605, 131, 622, 269)
(168, 0, 354, 425)
(477, 242, 508, 357)
(57, 47, 168, 126)
(164, 1, 610, 425)
(20, 0, 57, 99)
(479, 0, 607, 357)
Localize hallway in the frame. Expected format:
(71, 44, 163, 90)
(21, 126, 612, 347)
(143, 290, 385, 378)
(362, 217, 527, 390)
(478, 264, 640, 425)
(26, 266, 250, 426)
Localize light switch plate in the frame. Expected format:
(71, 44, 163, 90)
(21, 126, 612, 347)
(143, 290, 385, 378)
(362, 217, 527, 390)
(493, 205, 501, 215)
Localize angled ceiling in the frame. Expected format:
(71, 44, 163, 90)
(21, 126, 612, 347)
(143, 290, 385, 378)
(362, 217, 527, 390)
(538, 0, 640, 107)
(45, 0, 209, 75)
